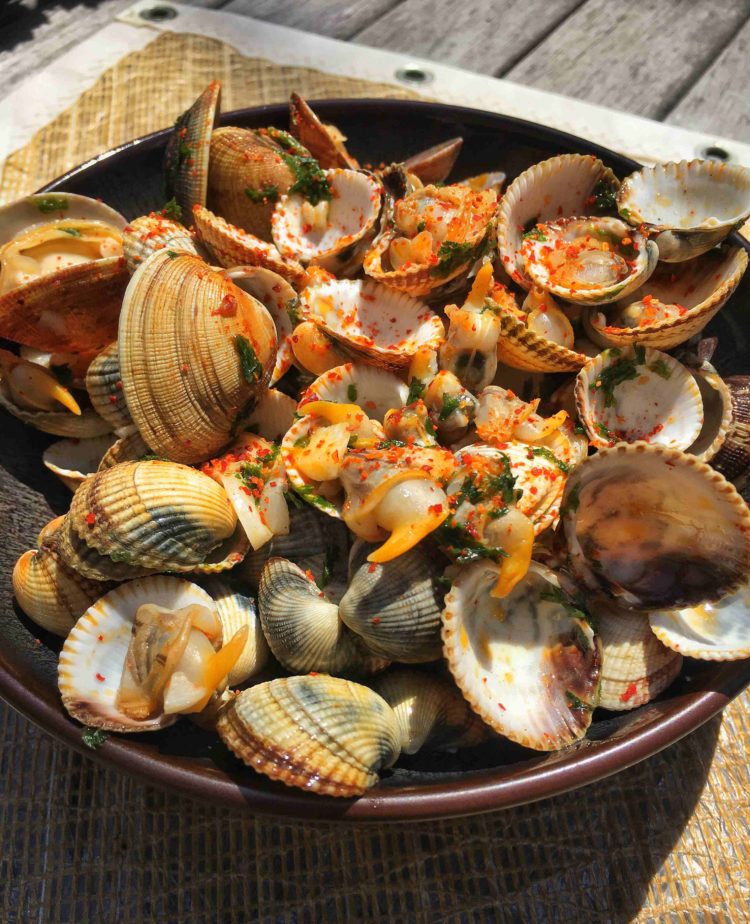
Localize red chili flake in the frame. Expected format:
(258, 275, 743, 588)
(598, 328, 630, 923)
(371, 617, 381, 625)
(427, 503, 444, 515)
(108, 394, 118, 405)
(85, 512, 96, 527)
(180, 363, 189, 375)
(95, 673, 106, 683)
(497, 702, 506, 711)
(97, 634, 104, 642)
(115, 380, 124, 391)
(620, 682, 639, 703)
(368, 563, 378, 573)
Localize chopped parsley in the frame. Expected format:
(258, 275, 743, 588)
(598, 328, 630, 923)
(439, 393, 461, 421)
(82, 727, 108, 750)
(485, 453, 522, 506)
(244, 185, 279, 204)
(347, 383, 358, 402)
(531, 446, 570, 473)
(281, 153, 331, 205)
(50, 363, 73, 387)
(592, 179, 617, 212)
(416, 220, 426, 233)
(285, 297, 303, 326)
(164, 119, 193, 198)
(166, 250, 179, 259)
(376, 439, 407, 449)
(407, 378, 426, 404)
(162, 197, 182, 221)
(619, 206, 631, 222)
(589, 346, 646, 407)
(424, 416, 437, 438)
(595, 421, 612, 440)
(316, 544, 337, 590)
(649, 359, 672, 380)
(522, 226, 547, 241)
(455, 474, 483, 506)
(234, 335, 263, 383)
(34, 194, 69, 213)
(573, 423, 586, 436)
(293, 483, 337, 512)
(432, 240, 476, 278)
(560, 482, 581, 517)
(565, 691, 593, 712)
(437, 521, 509, 565)
(539, 586, 589, 625)
(293, 434, 310, 448)
(61, 227, 82, 237)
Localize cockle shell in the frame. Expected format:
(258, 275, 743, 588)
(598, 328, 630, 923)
(617, 159, 750, 262)
(85, 341, 132, 435)
(650, 577, 750, 661)
(118, 250, 276, 464)
(562, 442, 750, 610)
(122, 213, 203, 274)
(685, 361, 733, 462)
(582, 246, 748, 351)
(712, 376, 750, 488)
(97, 430, 151, 471)
(55, 511, 153, 583)
(371, 668, 488, 754)
(289, 93, 359, 170)
(300, 278, 443, 371)
(272, 168, 383, 276)
(495, 300, 588, 373)
(574, 346, 704, 451)
(496, 154, 620, 289)
(442, 561, 601, 751)
(402, 137, 463, 186)
(299, 362, 409, 423)
(588, 601, 682, 710)
(164, 80, 221, 215)
(203, 577, 268, 684)
(43, 434, 117, 491)
(242, 388, 297, 443)
(216, 674, 401, 797)
(339, 541, 446, 663)
(59, 575, 216, 731)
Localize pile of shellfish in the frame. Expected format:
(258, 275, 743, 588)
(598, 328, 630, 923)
(4, 83, 750, 798)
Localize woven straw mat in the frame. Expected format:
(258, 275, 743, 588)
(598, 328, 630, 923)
(1, 30, 749, 924)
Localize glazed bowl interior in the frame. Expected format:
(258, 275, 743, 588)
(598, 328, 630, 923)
(1, 99, 749, 821)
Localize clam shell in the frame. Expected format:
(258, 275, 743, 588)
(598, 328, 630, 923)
(59, 575, 214, 731)
(496, 154, 620, 289)
(43, 434, 117, 491)
(574, 346, 704, 451)
(85, 341, 132, 435)
(589, 600, 682, 710)
(122, 214, 202, 274)
(281, 414, 347, 520)
(97, 430, 151, 471)
(55, 511, 153, 582)
(68, 460, 237, 572)
(243, 388, 297, 443)
(217, 674, 401, 797)
(299, 362, 409, 423)
(192, 205, 306, 287)
(258, 558, 376, 674)
(685, 362, 732, 462)
(164, 81, 221, 214)
(12, 542, 110, 636)
(339, 541, 445, 663)
(618, 160, 750, 261)
(272, 168, 383, 276)
(0, 380, 111, 438)
(118, 251, 276, 464)
(582, 246, 748, 350)
(289, 93, 359, 170)
(202, 577, 268, 684)
(712, 376, 750, 487)
(562, 442, 750, 610)
(371, 668, 488, 754)
(442, 561, 601, 751)
(301, 278, 443, 372)
(403, 138, 463, 186)
(495, 304, 588, 373)
(650, 578, 750, 660)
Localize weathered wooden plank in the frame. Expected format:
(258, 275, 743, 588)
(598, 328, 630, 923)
(353, 0, 585, 75)
(223, 0, 405, 39)
(505, 0, 750, 121)
(665, 17, 750, 144)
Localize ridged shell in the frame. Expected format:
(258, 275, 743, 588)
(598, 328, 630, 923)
(299, 362, 409, 423)
(685, 362, 732, 462)
(712, 376, 750, 487)
(289, 93, 359, 170)
(206, 126, 298, 241)
(68, 460, 237, 572)
(202, 578, 268, 684)
(371, 668, 488, 754)
(122, 214, 202, 274)
(85, 341, 132, 435)
(281, 414, 346, 520)
(495, 304, 588, 373)
(589, 600, 682, 710)
(192, 205, 306, 287)
(574, 346, 704, 451)
(617, 159, 750, 261)
(55, 511, 153, 583)
(301, 278, 443, 371)
(216, 674, 401, 797)
(582, 246, 748, 350)
(164, 81, 221, 214)
(43, 434, 117, 490)
(97, 430, 151, 471)
(442, 561, 601, 751)
(59, 575, 214, 731)
(403, 138, 463, 186)
(118, 251, 276, 464)
(496, 154, 620, 289)
(339, 541, 445, 663)
(258, 558, 379, 674)
(0, 378, 111, 437)
(562, 442, 750, 610)
(12, 542, 110, 636)
(650, 578, 750, 660)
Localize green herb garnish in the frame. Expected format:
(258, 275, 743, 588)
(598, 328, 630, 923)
(560, 482, 581, 517)
(293, 484, 337, 512)
(166, 250, 179, 259)
(316, 544, 337, 590)
(234, 334, 262, 384)
(595, 421, 612, 440)
(592, 180, 617, 212)
(82, 727, 108, 750)
(281, 153, 331, 205)
(439, 393, 461, 421)
(407, 378, 426, 404)
(293, 434, 310, 448)
(565, 691, 593, 712)
(34, 195, 68, 214)
(590, 346, 645, 407)
(416, 220, 426, 233)
(522, 226, 547, 241)
(162, 197, 182, 221)
(433, 240, 475, 278)
(649, 359, 672, 380)
(437, 521, 509, 565)
(484, 453, 522, 506)
(376, 439, 407, 449)
(244, 185, 279, 204)
(531, 446, 570, 473)
(61, 227, 82, 237)
(285, 297, 303, 326)
(347, 383, 358, 402)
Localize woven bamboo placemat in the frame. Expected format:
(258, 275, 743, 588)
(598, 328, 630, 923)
(1, 30, 749, 923)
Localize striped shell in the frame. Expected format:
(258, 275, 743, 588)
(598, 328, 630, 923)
(164, 81, 221, 215)
(216, 674, 401, 797)
(442, 561, 601, 751)
(712, 376, 750, 487)
(85, 341, 132, 435)
(495, 303, 588, 373)
(562, 442, 750, 610)
(97, 430, 151, 471)
(203, 577, 268, 684)
(299, 362, 409, 423)
(122, 214, 202, 274)
(43, 434, 117, 491)
(289, 93, 359, 170)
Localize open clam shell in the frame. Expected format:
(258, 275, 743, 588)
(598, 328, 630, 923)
(43, 434, 117, 491)
(164, 80, 221, 215)
(216, 674, 401, 797)
(582, 246, 748, 351)
(495, 303, 588, 373)
(300, 278, 443, 372)
(588, 600, 682, 710)
(442, 561, 601, 751)
(684, 361, 732, 462)
(574, 346, 704, 451)
(272, 168, 383, 276)
(289, 93, 359, 170)
(202, 578, 268, 684)
(650, 578, 750, 661)
(617, 159, 750, 261)
(520, 216, 658, 306)
(497, 154, 620, 289)
(299, 362, 409, 423)
(562, 442, 750, 610)
(0, 373, 110, 439)
(58, 575, 215, 731)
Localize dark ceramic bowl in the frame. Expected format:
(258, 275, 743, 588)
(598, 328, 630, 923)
(1, 100, 749, 822)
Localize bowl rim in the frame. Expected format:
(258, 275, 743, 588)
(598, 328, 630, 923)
(1, 97, 748, 822)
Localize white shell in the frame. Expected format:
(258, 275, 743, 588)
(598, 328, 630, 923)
(43, 434, 117, 491)
(299, 362, 409, 423)
(203, 578, 268, 684)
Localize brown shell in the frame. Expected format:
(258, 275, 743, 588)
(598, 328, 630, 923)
(122, 214, 202, 274)
(712, 376, 750, 489)
(164, 80, 221, 214)
(495, 305, 588, 372)
(289, 92, 358, 169)
(85, 341, 132, 434)
(97, 430, 151, 471)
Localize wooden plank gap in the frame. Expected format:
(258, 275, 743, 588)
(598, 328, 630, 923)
(492, 0, 590, 78)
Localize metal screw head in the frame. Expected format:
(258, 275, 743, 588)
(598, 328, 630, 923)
(395, 66, 434, 86)
(138, 4, 178, 22)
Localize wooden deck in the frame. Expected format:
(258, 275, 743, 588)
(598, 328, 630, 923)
(1, 0, 749, 144)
